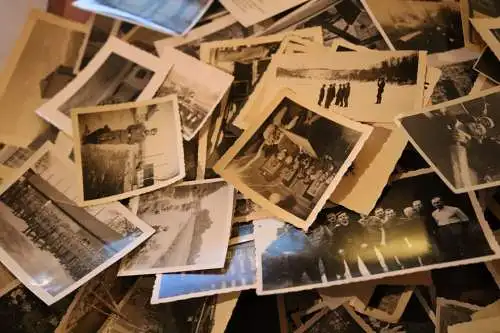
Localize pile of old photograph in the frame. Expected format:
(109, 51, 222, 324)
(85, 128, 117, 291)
(0, 0, 500, 332)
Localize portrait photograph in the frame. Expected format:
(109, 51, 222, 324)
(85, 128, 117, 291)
(254, 170, 499, 296)
(36, 37, 171, 136)
(0, 143, 154, 304)
(72, 95, 185, 205)
(118, 179, 234, 276)
(471, 17, 500, 60)
(151, 240, 256, 304)
(398, 87, 500, 193)
(363, 0, 464, 53)
(156, 46, 234, 141)
(214, 90, 372, 230)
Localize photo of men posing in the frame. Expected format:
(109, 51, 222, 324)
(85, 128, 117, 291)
(257, 172, 497, 293)
(317, 82, 351, 108)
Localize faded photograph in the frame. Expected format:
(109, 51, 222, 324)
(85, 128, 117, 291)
(155, 48, 233, 140)
(400, 89, 500, 192)
(474, 47, 500, 84)
(468, 0, 500, 18)
(256, 172, 496, 294)
(436, 298, 482, 333)
(119, 179, 234, 275)
(0, 147, 152, 304)
(99, 277, 217, 333)
(216, 95, 365, 225)
(74, 98, 184, 203)
(152, 241, 256, 303)
(363, 0, 464, 53)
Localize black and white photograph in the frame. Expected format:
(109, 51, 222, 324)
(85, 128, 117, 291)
(213, 90, 371, 230)
(119, 179, 234, 276)
(99, 277, 218, 333)
(155, 46, 234, 140)
(435, 298, 483, 333)
(254, 170, 498, 295)
(233, 196, 274, 223)
(467, 0, 500, 18)
(72, 96, 185, 205)
(184, 135, 201, 181)
(151, 241, 256, 304)
(36, 37, 171, 136)
(428, 48, 481, 105)
(0, 9, 86, 148)
(474, 47, 500, 85)
(398, 87, 500, 193)
(357, 285, 413, 323)
(257, 51, 427, 123)
(0, 143, 154, 304)
(0, 263, 19, 299)
(470, 18, 500, 60)
(295, 304, 373, 333)
(229, 221, 254, 243)
(363, 0, 464, 53)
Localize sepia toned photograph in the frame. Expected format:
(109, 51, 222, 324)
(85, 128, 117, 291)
(233, 196, 274, 223)
(119, 179, 235, 275)
(0, 9, 86, 147)
(99, 277, 218, 333)
(473, 47, 500, 85)
(36, 37, 171, 136)
(0, 263, 19, 299)
(470, 18, 500, 60)
(151, 241, 256, 303)
(72, 96, 185, 205)
(184, 134, 201, 181)
(357, 285, 413, 323)
(363, 0, 464, 53)
(267, 51, 427, 123)
(428, 48, 480, 105)
(436, 298, 483, 333)
(155, 47, 234, 140)
(214, 90, 371, 229)
(254, 171, 498, 295)
(398, 87, 500, 193)
(0, 143, 154, 304)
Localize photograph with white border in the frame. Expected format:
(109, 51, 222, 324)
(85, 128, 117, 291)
(436, 297, 483, 333)
(0, 142, 154, 305)
(213, 89, 372, 230)
(118, 178, 234, 276)
(151, 240, 256, 304)
(254, 170, 499, 296)
(155, 46, 234, 141)
(71, 95, 185, 206)
(355, 285, 414, 323)
(473, 47, 500, 85)
(397, 87, 500, 193)
(35, 37, 171, 136)
(471, 17, 500, 60)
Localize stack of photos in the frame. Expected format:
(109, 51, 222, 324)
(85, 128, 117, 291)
(460, 0, 500, 51)
(36, 37, 171, 136)
(155, 46, 234, 140)
(0, 143, 153, 304)
(471, 17, 500, 60)
(362, 0, 465, 53)
(254, 170, 498, 295)
(473, 47, 500, 84)
(71, 96, 185, 205)
(214, 90, 371, 229)
(151, 240, 256, 304)
(118, 179, 234, 276)
(398, 87, 500, 193)
(357, 285, 413, 323)
(436, 298, 483, 333)
(233, 194, 274, 223)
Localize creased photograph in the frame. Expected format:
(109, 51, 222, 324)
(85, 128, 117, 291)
(119, 179, 234, 276)
(0, 143, 154, 304)
(36, 36, 171, 136)
(214, 90, 372, 230)
(397, 87, 500, 193)
(155, 46, 234, 140)
(151, 240, 256, 304)
(72, 96, 185, 205)
(254, 170, 499, 295)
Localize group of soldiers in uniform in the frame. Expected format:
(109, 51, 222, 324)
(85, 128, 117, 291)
(318, 82, 351, 109)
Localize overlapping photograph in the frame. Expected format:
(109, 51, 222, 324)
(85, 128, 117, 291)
(471, 17, 500, 60)
(398, 87, 500, 193)
(214, 90, 372, 229)
(254, 170, 499, 295)
(119, 179, 234, 275)
(0, 143, 154, 304)
(71, 96, 185, 205)
(36, 37, 171, 136)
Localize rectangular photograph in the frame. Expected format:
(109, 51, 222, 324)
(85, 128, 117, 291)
(155, 46, 234, 140)
(214, 90, 372, 230)
(0, 143, 154, 304)
(460, 0, 500, 51)
(362, 0, 464, 53)
(0, 9, 86, 147)
(36, 36, 171, 136)
(397, 87, 500, 193)
(356, 285, 413, 323)
(295, 304, 373, 333)
(254, 170, 499, 295)
(474, 47, 500, 85)
(118, 179, 234, 276)
(151, 240, 256, 304)
(72, 96, 185, 205)
(471, 17, 500, 60)
(436, 298, 483, 333)
(233, 195, 274, 223)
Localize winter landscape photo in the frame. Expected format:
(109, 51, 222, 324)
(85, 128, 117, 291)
(119, 179, 234, 275)
(74, 97, 184, 203)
